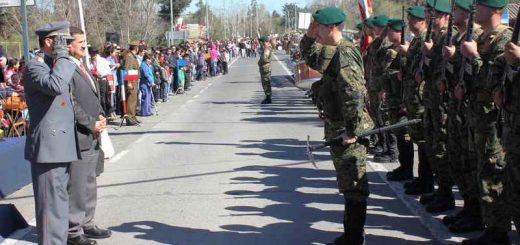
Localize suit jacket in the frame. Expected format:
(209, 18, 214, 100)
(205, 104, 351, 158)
(23, 54, 80, 163)
(70, 63, 103, 151)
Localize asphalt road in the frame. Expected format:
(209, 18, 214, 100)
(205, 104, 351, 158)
(2, 52, 516, 245)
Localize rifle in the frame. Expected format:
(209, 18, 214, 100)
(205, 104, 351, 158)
(417, 0, 437, 80)
(456, 0, 476, 116)
(497, 7, 520, 137)
(442, 0, 455, 94)
(400, 5, 407, 102)
(305, 119, 422, 167)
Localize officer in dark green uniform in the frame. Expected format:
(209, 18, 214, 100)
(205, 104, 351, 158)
(300, 7, 373, 245)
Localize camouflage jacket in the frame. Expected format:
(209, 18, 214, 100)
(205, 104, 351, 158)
(423, 27, 450, 108)
(366, 37, 391, 93)
(382, 44, 405, 109)
(468, 25, 511, 124)
(446, 24, 483, 93)
(301, 36, 373, 136)
(404, 28, 427, 111)
(258, 47, 272, 71)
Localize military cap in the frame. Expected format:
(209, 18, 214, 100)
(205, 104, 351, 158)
(363, 17, 375, 28)
(258, 36, 269, 42)
(477, 0, 508, 9)
(34, 21, 73, 39)
(426, 0, 451, 14)
(387, 19, 405, 31)
(312, 7, 346, 25)
(372, 15, 390, 27)
(355, 22, 363, 30)
(407, 6, 426, 19)
(455, 0, 473, 11)
(128, 41, 140, 47)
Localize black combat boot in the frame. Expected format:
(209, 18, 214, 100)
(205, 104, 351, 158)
(261, 94, 272, 104)
(443, 196, 470, 225)
(387, 166, 413, 181)
(419, 192, 437, 205)
(425, 193, 455, 213)
(405, 180, 434, 195)
(448, 199, 485, 233)
(328, 199, 367, 245)
(373, 152, 397, 163)
(461, 228, 511, 245)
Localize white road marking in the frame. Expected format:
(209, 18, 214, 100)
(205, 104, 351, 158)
(194, 95, 200, 98)
(187, 99, 194, 103)
(109, 150, 128, 163)
(273, 53, 293, 76)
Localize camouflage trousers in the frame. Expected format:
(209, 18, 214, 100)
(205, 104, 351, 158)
(447, 98, 478, 201)
(260, 69, 271, 96)
(468, 125, 509, 232)
(424, 105, 453, 193)
(326, 121, 369, 202)
(501, 116, 520, 233)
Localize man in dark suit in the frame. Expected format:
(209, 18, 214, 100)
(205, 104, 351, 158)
(23, 21, 79, 245)
(66, 27, 111, 245)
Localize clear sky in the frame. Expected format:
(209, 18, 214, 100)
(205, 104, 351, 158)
(184, 0, 297, 15)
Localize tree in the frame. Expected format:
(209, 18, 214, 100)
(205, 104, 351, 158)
(158, 0, 192, 21)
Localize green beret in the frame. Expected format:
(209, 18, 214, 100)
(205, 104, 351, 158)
(363, 17, 375, 29)
(312, 7, 346, 25)
(455, 0, 473, 11)
(407, 6, 426, 19)
(372, 15, 390, 27)
(258, 36, 269, 43)
(387, 19, 405, 32)
(477, 0, 508, 9)
(355, 22, 362, 30)
(426, 0, 451, 14)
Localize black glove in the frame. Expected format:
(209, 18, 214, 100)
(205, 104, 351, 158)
(52, 35, 69, 58)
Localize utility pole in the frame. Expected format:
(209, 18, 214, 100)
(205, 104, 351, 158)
(205, 0, 209, 40)
(169, 0, 174, 47)
(20, 0, 29, 63)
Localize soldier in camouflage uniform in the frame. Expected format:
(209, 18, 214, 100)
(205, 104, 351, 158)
(398, 6, 436, 195)
(381, 19, 415, 182)
(500, 34, 520, 239)
(440, 0, 485, 233)
(300, 7, 373, 245)
(459, 0, 512, 242)
(418, 0, 456, 213)
(258, 37, 272, 104)
(366, 15, 398, 163)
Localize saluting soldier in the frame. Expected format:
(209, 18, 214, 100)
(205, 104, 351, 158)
(440, 0, 485, 233)
(258, 36, 273, 104)
(23, 21, 79, 245)
(418, 0, 456, 213)
(460, 0, 512, 243)
(398, 6, 436, 196)
(300, 7, 373, 245)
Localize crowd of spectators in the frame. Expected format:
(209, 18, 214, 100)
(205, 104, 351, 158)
(0, 38, 250, 138)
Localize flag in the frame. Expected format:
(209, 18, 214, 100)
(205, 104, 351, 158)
(358, 0, 373, 53)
